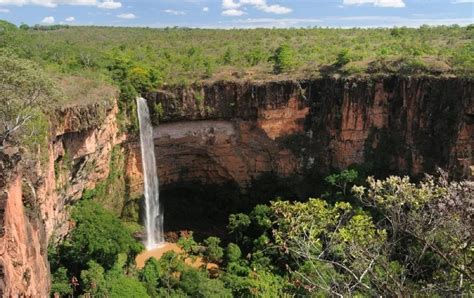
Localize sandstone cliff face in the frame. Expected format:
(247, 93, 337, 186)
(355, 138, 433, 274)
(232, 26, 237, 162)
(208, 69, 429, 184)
(0, 150, 50, 296)
(305, 76, 473, 179)
(139, 76, 472, 189)
(38, 101, 123, 242)
(127, 82, 311, 193)
(0, 99, 122, 296)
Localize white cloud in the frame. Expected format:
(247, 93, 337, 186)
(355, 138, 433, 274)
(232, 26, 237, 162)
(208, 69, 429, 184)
(97, 0, 121, 9)
(0, 0, 122, 9)
(222, 0, 292, 15)
(324, 15, 473, 27)
(202, 6, 209, 12)
(229, 17, 322, 27)
(343, 0, 405, 8)
(65, 16, 74, 21)
(41, 16, 54, 24)
(222, 0, 240, 9)
(222, 9, 246, 16)
(117, 13, 136, 19)
(163, 9, 186, 15)
(0, 7, 9, 12)
(258, 4, 291, 14)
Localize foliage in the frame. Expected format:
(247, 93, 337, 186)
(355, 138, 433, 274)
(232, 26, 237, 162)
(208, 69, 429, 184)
(48, 168, 473, 297)
(220, 170, 473, 296)
(326, 169, 358, 194)
(225, 243, 242, 264)
(179, 268, 232, 297)
(140, 257, 162, 296)
(177, 232, 200, 259)
(81, 146, 129, 217)
(50, 267, 72, 296)
(56, 200, 144, 273)
(107, 274, 150, 298)
(352, 172, 473, 294)
(227, 213, 251, 243)
(49, 200, 147, 297)
(80, 261, 108, 297)
(270, 43, 296, 74)
(0, 25, 471, 90)
(0, 52, 57, 149)
(203, 236, 224, 264)
(336, 48, 353, 66)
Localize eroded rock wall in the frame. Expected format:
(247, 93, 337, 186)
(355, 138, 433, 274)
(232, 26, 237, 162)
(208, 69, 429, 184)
(0, 150, 50, 296)
(305, 76, 473, 178)
(142, 76, 473, 186)
(38, 101, 124, 242)
(0, 99, 123, 296)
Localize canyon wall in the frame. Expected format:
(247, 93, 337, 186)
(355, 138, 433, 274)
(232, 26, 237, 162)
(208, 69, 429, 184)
(0, 149, 50, 296)
(0, 99, 122, 296)
(0, 75, 472, 295)
(133, 76, 472, 191)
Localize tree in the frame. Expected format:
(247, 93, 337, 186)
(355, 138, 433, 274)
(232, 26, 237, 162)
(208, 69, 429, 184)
(80, 261, 108, 297)
(50, 267, 72, 297)
(157, 251, 186, 293)
(105, 253, 150, 297)
(0, 20, 16, 32)
(203, 237, 224, 265)
(140, 257, 162, 296)
(107, 275, 150, 298)
(270, 43, 296, 74)
(179, 267, 232, 297)
(177, 232, 200, 260)
(325, 169, 359, 196)
(353, 172, 473, 294)
(336, 49, 352, 66)
(227, 213, 251, 243)
(225, 243, 242, 264)
(19, 23, 30, 30)
(0, 53, 57, 148)
(271, 199, 388, 296)
(60, 200, 144, 273)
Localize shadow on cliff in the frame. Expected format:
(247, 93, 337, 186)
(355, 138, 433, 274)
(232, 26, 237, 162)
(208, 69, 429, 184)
(159, 170, 326, 241)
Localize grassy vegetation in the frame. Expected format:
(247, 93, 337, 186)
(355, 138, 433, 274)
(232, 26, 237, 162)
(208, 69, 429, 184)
(1, 23, 473, 88)
(1, 21, 472, 133)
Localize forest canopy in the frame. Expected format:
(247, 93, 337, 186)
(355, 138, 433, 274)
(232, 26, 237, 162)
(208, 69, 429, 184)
(0, 21, 472, 88)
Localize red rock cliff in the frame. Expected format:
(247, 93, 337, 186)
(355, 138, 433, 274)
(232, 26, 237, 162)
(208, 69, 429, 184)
(128, 76, 472, 192)
(0, 99, 123, 295)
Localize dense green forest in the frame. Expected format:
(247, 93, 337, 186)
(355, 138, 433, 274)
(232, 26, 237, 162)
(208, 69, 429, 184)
(48, 170, 473, 297)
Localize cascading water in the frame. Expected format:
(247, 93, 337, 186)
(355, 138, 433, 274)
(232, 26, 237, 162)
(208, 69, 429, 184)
(137, 97, 164, 249)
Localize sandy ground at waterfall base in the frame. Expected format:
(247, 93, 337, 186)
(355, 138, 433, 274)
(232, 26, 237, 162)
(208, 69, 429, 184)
(135, 242, 217, 270)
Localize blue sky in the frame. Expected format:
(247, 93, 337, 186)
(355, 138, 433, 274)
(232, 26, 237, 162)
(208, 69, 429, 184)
(0, 0, 472, 28)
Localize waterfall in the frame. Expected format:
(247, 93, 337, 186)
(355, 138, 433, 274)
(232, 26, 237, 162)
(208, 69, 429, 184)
(136, 97, 164, 249)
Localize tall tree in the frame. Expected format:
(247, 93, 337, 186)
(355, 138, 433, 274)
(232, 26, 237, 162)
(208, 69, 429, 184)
(0, 53, 56, 148)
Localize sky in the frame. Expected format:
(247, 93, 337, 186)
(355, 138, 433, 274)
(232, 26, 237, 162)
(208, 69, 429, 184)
(0, 0, 472, 28)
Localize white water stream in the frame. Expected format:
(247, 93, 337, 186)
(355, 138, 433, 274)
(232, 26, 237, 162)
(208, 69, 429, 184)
(136, 97, 164, 249)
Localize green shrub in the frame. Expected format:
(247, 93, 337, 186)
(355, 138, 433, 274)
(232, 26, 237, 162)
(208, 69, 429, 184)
(50, 267, 72, 296)
(336, 49, 353, 66)
(140, 257, 162, 296)
(203, 237, 224, 264)
(270, 43, 296, 74)
(225, 243, 242, 263)
(60, 200, 144, 272)
(179, 268, 232, 297)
